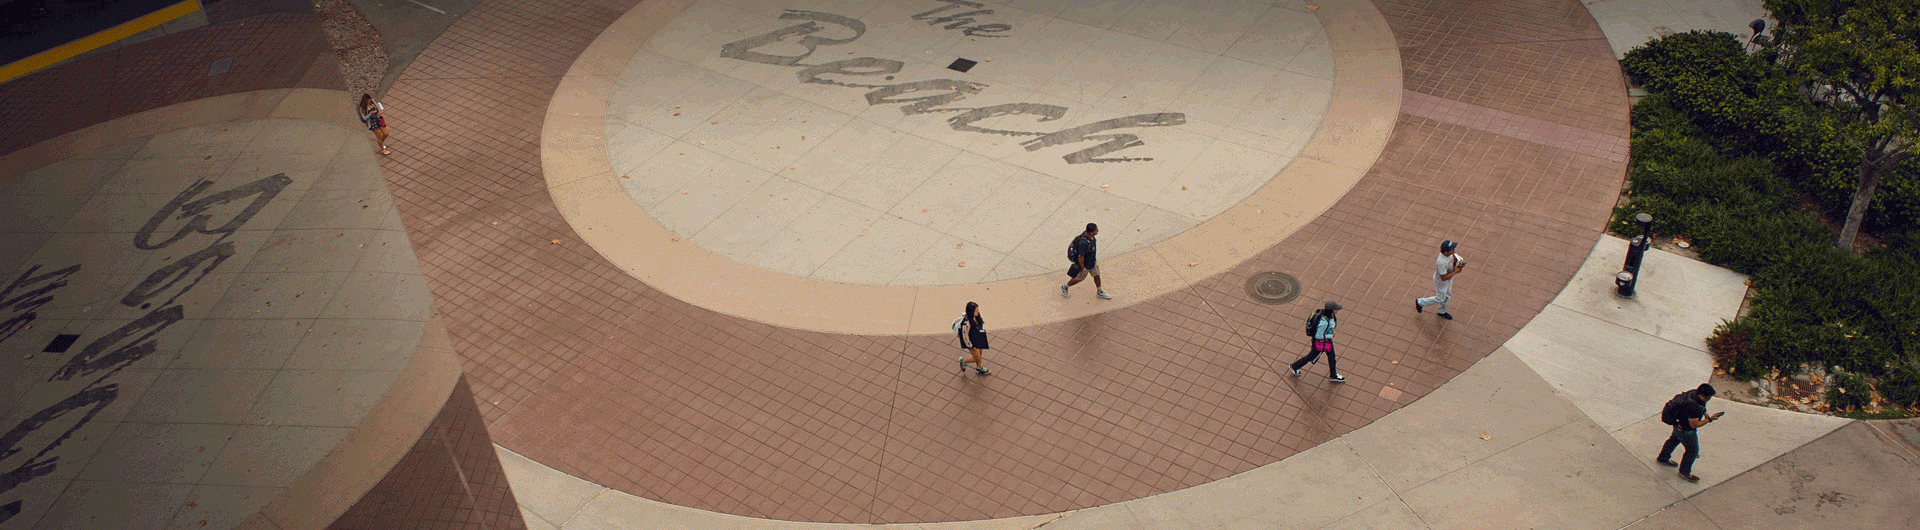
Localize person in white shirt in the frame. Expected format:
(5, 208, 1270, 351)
(1414, 240, 1465, 320)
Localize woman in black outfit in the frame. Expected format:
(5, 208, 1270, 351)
(959, 302, 990, 375)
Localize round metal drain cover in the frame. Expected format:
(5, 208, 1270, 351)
(1245, 272, 1301, 305)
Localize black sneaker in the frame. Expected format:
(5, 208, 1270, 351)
(1414, 300, 1423, 313)
(959, 357, 967, 372)
(1329, 374, 1346, 383)
(1060, 284, 1070, 298)
(1437, 312, 1454, 320)
(975, 367, 990, 375)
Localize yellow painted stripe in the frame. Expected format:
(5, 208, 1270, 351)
(0, 0, 205, 84)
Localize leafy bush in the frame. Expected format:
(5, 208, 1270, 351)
(1825, 369, 1874, 411)
(1884, 361, 1920, 408)
(1868, 160, 1920, 233)
(1620, 30, 1901, 235)
(1621, 31, 1795, 154)
(1708, 319, 1761, 377)
(1617, 63, 1920, 408)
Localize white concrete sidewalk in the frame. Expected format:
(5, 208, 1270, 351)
(1585, 0, 1768, 58)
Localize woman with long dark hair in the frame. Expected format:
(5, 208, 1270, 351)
(957, 301, 990, 375)
(358, 94, 389, 155)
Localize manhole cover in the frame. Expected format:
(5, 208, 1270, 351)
(1245, 272, 1300, 305)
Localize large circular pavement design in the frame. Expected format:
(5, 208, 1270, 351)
(379, 0, 1629, 524)
(603, 0, 1331, 287)
(545, 0, 1396, 335)
(0, 90, 440, 530)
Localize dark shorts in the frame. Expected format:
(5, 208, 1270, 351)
(967, 331, 989, 350)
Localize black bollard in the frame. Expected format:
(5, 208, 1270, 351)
(1617, 213, 1654, 298)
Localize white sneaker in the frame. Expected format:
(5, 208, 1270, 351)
(1060, 284, 1070, 298)
(1097, 290, 1113, 300)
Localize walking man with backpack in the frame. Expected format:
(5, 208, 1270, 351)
(1656, 383, 1725, 482)
(1289, 301, 1345, 382)
(1061, 223, 1112, 300)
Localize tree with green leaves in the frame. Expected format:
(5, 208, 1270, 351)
(1763, 0, 1920, 250)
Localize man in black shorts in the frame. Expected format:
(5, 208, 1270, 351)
(1061, 223, 1111, 300)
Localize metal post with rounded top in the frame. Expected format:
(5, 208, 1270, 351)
(1617, 213, 1653, 298)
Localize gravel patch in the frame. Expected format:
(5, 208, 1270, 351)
(315, 0, 389, 99)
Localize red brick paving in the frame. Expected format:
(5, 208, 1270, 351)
(328, 378, 528, 530)
(372, 0, 1630, 524)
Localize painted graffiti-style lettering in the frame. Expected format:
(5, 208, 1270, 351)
(0, 264, 80, 344)
(50, 305, 184, 382)
(796, 57, 904, 88)
(135, 173, 293, 250)
(3, 171, 293, 521)
(911, 0, 1012, 37)
(121, 241, 234, 309)
(1020, 113, 1188, 164)
(946, 103, 1069, 136)
(0, 383, 118, 524)
(718, 6, 1183, 163)
(863, 79, 982, 115)
(719, 10, 866, 67)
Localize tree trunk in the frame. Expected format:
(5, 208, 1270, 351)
(1836, 158, 1887, 252)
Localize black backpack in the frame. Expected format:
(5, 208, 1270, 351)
(1660, 391, 1693, 426)
(1067, 234, 1083, 262)
(1303, 309, 1324, 337)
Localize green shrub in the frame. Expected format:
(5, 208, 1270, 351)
(1620, 32, 1920, 406)
(1868, 161, 1920, 234)
(1621, 31, 1794, 153)
(1825, 369, 1875, 411)
(1709, 319, 1764, 378)
(1884, 361, 1920, 408)
(1628, 93, 1697, 134)
(1621, 31, 1893, 229)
